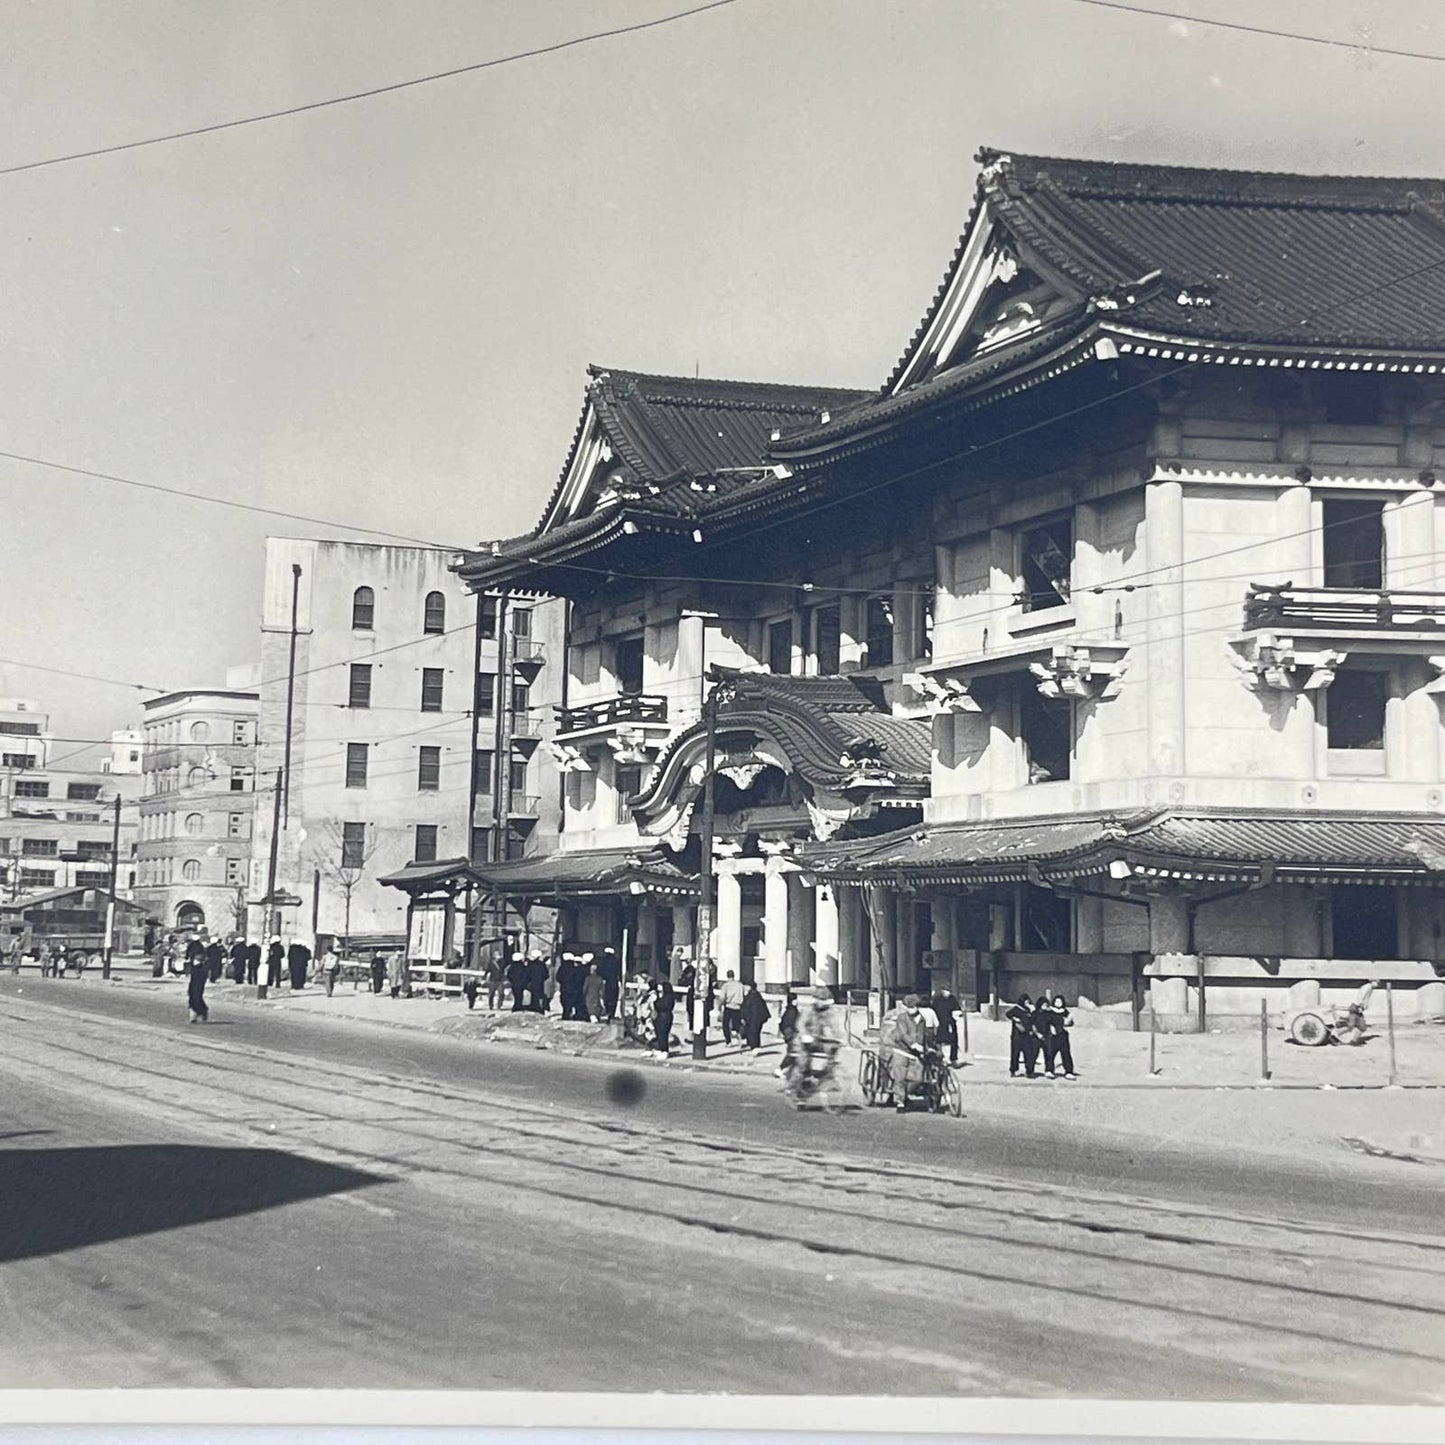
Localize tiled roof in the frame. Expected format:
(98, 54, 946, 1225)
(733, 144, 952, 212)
(1126, 813, 1445, 873)
(473, 846, 695, 898)
(377, 858, 487, 893)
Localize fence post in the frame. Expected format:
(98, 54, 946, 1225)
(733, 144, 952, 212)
(1386, 981, 1398, 1087)
(1259, 997, 1270, 1082)
(961, 1005, 969, 1057)
(1149, 1001, 1158, 1076)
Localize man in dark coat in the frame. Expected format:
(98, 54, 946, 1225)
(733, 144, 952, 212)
(740, 982, 771, 1053)
(187, 954, 210, 1023)
(556, 951, 579, 1020)
(265, 937, 285, 988)
(505, 951, 528, 1011)
(369, 950, 386, 994)
(930, 986, 961, 1065)
(205, 938, 224, 984)
(598, 947, 622, 1021)
(1006, 994, 1040, 1079)
(525, 954, 549, 1014)
(287, 938, 311, 990)
(653, 973, 676, 1057)
(184, 936, 204, 976)
(774, 992, 800, 1078)
(229, 937, 248, 984)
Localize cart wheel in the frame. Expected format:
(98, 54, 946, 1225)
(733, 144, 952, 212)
(1290, 1012, 1330, 1047)
(858, 1051, 877, 1102)
(941, 1066, 963, 1118)
(873, 1058, 893, 1108)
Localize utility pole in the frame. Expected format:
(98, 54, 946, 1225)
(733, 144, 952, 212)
(260, 766, 284, 996)
(282, 562, 302, 827)
(101, 791, 121, 980)
(692, 672, 720, 1061)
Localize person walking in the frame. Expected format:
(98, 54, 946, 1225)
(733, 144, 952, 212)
(930, 986, 961, 1065)
(8, 933, 25, 975)
(187, 952, 210, 1023)
(288, 937, 312, 991)
(484, 949, 506, 1010)
(369, 950, 386, 995)
(229, 936, 247, 984)
(774, 992, 800, 1078)
(1042, 996, 1077, 1079)
(740, 981, 771, 1054)
(652, 973, 676, 1058)
(205, 937, 224, 984)
(320, 943, 342, 997)
(599, 947, 621, 1021)
(556, 950, 579, 1020)
(265, 937, 285, 989)
(1006, 994, 1040, 1079)
(245, 939, 262, 985)
(387, 948, 405, 999)
(505, 950, 528, 1010)
(583, 963, 605, 1022)
(718, 970, 746, 1045)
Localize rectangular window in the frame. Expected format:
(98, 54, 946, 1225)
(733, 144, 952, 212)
(509, 758, 528, 795)
(418, 745, 441, 791)
(75, 839, 110, 858)
(474, 749, 494, 794)
(232, 720, 250, 746)
(614, 635, 645, 696)
(1323, 498, 1385, 590)
(22, 838, 58, 857)
(811, 605, 841, 676)
(15, 780, 49, 799)
(1020, 884, 1073, 952)
(345, 743, 369, 788)
(65, 783, 101, 801)
(512, 608, 532, 639)
(225, 858, 244, 886)
(1330, 884, 1398, 960)
(414, 824, 438, 864)
(864, 596, 894, 669)
(768, 619, 793, 676)
(479, 597, 498, 639)
(470, 827, 494, 863)
(421, 668, 445, 712)
(1326, 670, 1388, 774)
(1019, 685, 1073, 783)
(74, 870, 107, 890)
(227, 813, 247, 839)
(510, 681, 530, 716)
(348, 664, 372, 709)
(0, 720, 40, 736)
(615, 764, 642, 824)
(1021, 515, 1073, 611)
(475, 671, 495, 717)
(2, 753, 34, 769)
(341, 821, 366, 870)
(20, 868, 56, 888)
(230, 767, 249, 793)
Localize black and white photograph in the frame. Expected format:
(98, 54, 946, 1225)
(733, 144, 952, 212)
(5, 0, 1445, 1435)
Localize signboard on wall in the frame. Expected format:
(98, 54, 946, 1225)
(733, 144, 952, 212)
(408, 906, 447, 963)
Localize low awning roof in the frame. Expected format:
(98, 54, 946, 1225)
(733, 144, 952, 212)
(377, 858, 488, 896)
(473, 847, 698, 900)
(802, 810, 1445, 887)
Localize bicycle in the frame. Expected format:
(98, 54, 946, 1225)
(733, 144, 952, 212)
(859, 1046, 962, 1116)
(782, 1039, 845, 1112)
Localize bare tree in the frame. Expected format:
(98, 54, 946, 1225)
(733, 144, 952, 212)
(314, 821, 380, 957)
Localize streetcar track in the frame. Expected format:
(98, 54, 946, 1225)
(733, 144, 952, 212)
(6, 1020, 1445, 1365)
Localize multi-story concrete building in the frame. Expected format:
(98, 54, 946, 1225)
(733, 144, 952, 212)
(134, 679, 260, 935)
(250, 539, 563, 951)
(456, 151, 1445, 1027)
(0, 700, 142, 903)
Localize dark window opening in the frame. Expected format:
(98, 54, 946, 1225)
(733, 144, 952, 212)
(418, 745, 441, 791)
(510, 681, 530, 716)
(474, 749, 494, 794)
(414, 824, 438, 864)
(614, 635, 645, 695)
(509, 758, 528, 795)
(66, 783, 101, 801)
(352, 586, 375, 631)
(479, 597, 498, 639)
(475, 672, 495, 717)
(1020, 884, 1073, 952)
(1019, 685, 1072, 783)
(1327, 671, 1387, 751)
(615, 764, 642, 823)
(341, 822, 366, 870)
(15, 780, 48, 799)
(424, 591, 446, 634)
(470, 827, 494, 863)
(512, 608, 532, 639)
(348, 664, 372, 709)
(421, 668, 445, 712)
(864, 596, 894, 669)
(812, 605, 841, 675)
(1021, 515, 1072, 612)
(345, 743, 368, 788)
(1330, 885, 1397, 960)
(1322, 499, 1385, 590)
(768, 619, 793, 676)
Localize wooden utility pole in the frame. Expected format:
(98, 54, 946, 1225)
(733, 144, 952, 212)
(101, 792, 121, 979)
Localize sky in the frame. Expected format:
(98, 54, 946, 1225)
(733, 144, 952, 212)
(4, 0, 1445, 758)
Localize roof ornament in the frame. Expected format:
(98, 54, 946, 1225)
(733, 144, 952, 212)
(1029, 645, 1129, 701)
(606, 727, 654, 765)
(902, 671, 982, 714)
(1176, 284, 1215, 309)
(542, 740, 592, 773)
(1229, 633, 1344, 693)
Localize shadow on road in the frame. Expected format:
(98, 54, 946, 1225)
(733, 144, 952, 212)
(0, 1145, 386, 1263)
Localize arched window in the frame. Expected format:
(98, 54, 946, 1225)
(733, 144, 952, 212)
(184, 812, 204, 836)
(182, 859, 201, 882)
(423, 591, 446, 634)
(189, 720, 210, 743)
(352, 586, 375, 630)
(187, 766, 208, 788)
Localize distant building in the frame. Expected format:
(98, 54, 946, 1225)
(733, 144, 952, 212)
(134, 686, 260, 936)
(0, 700, 141, 904)
(249, 539, 563, 950)
(102, 726, 144, 776)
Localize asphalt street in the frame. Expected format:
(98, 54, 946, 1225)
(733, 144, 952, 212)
(2, 975, 1444, 1400)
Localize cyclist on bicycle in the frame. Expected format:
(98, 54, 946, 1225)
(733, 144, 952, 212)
(880, 993, 928, 1113)
(791, 985, 841, 1070)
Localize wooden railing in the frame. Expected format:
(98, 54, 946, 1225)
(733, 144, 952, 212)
(557, 693, 668, 734)
(1244, 584, 1445, 631)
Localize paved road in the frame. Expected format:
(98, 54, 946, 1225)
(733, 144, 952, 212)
(2, 977, 1444, 1400)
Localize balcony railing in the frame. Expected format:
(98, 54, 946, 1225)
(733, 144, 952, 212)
(509, 709, 544, 741)
(1244, 584, 1445, 633)
(557, 693, 668, 735)
(511, 637, 547, 664)
(508, 794, 541, 817)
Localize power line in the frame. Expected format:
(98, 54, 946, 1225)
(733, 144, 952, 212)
(0, 655, 164, 693)
(0, 0, 740, 180)
(0, 448, 461, 550)
(1054, 0, 1445, 66)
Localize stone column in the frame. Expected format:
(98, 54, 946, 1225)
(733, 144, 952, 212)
(671, 904, 695, 954)
(837, 885, 864, 986)
(814, 883, 840, 984)
(1145, 478, 1186, 778)
(762, 863, 790, 985)
(635, 901, 658, 971)
(1148, 893, 1191, 955)
(716, 869, 742, 976)
(786, 872, 813, 983)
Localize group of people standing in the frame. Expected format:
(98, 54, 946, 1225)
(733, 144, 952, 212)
(1005, 993, 1077, 1079)
(175, 932, 318, 1023)
(483, 943, 624, 1021)
(5, 936, 92, 976)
